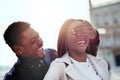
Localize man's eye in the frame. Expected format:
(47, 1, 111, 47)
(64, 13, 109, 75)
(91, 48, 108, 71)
(30, 40, 36, 44)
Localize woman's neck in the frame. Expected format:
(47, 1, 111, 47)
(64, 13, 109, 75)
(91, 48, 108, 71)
(69, 52, 87, 62)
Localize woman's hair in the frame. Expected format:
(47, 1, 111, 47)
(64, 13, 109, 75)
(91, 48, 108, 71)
(86, 30, 100, 56)
(57, 19, 100, 57)
(57, 19, 75, 57)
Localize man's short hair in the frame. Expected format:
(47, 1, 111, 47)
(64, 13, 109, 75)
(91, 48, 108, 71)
(3, 21, 30, 49)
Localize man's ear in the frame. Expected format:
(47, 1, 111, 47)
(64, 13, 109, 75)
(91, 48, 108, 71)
(13, 45, 23, 55)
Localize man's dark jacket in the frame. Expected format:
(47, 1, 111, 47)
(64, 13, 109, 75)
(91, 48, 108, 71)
(3, 48, 56, 80)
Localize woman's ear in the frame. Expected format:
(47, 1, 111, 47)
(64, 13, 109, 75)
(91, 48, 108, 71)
(13, 45, 23, 55)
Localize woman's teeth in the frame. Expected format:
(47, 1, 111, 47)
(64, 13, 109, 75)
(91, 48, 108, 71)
(77, 41, 86, 45)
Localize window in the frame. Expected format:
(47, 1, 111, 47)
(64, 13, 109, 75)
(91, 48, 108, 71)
(94, 14, 100, 28)
(102, 12, 110, 26)
(112, 11, 120, 25)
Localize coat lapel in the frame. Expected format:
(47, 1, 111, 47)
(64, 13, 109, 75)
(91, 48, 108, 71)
(57, 53, 110, 80)
(87, 54, 110, 80)
(58, 53, 83, 80)
(64, 64, 85, 80)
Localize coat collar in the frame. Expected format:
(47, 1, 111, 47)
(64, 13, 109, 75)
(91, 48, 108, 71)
(87, 54, 110, 80)
(55, 53, 70, 64)
(55, 53, 84, 79)
(55, 53, 110, 80)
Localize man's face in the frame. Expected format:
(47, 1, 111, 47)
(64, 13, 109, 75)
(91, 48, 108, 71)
(20, 27, 44, 58)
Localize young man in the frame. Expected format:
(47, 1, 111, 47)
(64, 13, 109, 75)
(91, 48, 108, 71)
(3, 21, 57, 80)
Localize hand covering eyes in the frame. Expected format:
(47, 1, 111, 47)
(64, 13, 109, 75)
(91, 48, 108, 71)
(71, 20, 97, 39)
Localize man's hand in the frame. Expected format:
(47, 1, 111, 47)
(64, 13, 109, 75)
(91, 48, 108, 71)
(71, 20, 97, 39)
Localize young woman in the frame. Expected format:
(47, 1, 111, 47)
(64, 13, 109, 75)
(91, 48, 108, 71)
(44, 19, 110, 80)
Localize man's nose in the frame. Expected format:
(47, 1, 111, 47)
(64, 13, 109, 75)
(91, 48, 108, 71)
(37, 38, 43, 47)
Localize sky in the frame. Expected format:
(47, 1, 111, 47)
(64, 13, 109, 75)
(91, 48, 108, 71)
(0, 0, 114, 66)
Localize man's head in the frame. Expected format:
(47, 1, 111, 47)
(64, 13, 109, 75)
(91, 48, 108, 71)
(4, 21, 44, 58)
(4, 21, 29, 49)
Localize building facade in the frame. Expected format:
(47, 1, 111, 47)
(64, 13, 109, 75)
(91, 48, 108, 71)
(89, 0, 120, 67)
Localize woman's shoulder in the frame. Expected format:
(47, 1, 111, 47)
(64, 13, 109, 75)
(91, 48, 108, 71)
(50, 56, 70, 68)
(51, 58, 65, 65)
(87, 54, 108, 64)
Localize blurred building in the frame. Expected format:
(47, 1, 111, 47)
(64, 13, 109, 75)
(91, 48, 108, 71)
(89, 0, 120, 67)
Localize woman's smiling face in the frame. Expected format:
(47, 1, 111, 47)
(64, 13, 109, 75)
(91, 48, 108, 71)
(66, 20, 90, 54)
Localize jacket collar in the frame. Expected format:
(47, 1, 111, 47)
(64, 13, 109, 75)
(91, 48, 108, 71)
(55, 53, 109, 80)
(55, 53, 71, 64)
(55, 53, 84, 79)
(18, 56, 47, 68)
(87, 54, 110, 80)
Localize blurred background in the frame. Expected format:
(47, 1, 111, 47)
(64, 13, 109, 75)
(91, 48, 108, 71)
(0, 0, 120, 80)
